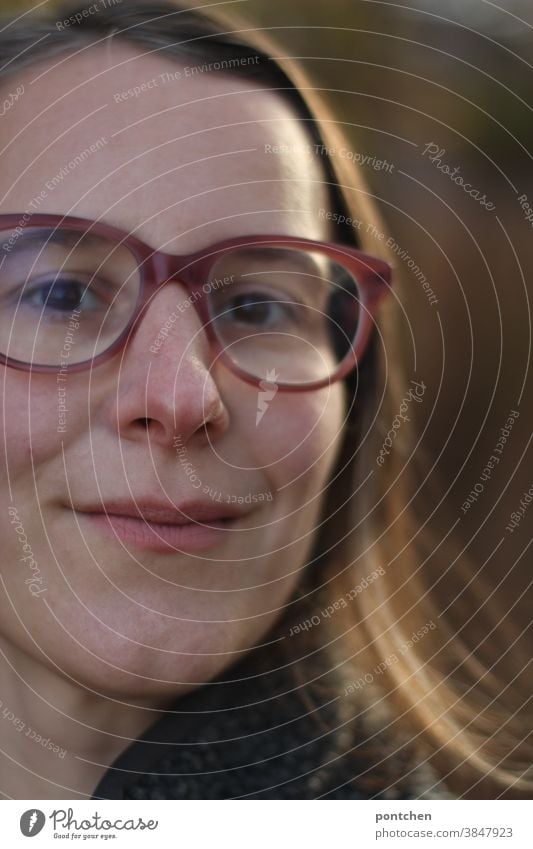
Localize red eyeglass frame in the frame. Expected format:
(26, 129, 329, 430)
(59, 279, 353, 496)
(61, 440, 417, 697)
(0, 213, 392, 391)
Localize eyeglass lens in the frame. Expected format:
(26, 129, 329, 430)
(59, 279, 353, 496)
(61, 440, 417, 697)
(0, 228, 362, 384)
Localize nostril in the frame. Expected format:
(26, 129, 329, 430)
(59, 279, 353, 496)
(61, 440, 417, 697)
(136, 418, 152, 429)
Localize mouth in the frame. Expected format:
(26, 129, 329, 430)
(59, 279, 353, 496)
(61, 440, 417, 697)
(73, 499, 246, 553)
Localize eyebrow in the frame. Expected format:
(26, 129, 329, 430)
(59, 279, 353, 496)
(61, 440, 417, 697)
(230, 247, 317, 263)
(12, 228, 109, 251)
(223, 246, 331, 279)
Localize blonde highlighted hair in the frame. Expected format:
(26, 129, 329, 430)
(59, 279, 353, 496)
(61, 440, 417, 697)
(222, 11, 533, 797)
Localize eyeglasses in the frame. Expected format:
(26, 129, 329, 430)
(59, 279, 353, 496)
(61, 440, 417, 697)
(0, 213, 391, 391)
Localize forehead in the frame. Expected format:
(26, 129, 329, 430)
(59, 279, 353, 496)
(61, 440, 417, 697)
(0, 41, 333, 251)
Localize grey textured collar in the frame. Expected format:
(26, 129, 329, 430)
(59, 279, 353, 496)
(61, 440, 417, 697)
(91, 640, 450, 800)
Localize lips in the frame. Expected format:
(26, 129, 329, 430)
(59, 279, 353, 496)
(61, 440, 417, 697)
(77, 499, 247, 525)
(73, 499, 249, 552)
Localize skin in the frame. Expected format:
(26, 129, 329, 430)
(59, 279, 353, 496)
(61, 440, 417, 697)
(0, 41, 346, 798)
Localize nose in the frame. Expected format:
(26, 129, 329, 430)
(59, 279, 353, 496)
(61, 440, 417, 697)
(113, 283, 229, 448)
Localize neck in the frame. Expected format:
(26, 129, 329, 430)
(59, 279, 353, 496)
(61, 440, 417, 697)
(0, 637, 172, 799)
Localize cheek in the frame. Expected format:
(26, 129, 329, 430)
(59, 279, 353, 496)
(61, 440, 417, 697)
(253, 384, 347, 484)
(1, 372, 56, 474)
(240, 385, 347, 603)
(0, 370, 89, 483)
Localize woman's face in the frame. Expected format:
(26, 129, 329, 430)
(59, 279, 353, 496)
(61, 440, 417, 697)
(0, 43, 346, 699)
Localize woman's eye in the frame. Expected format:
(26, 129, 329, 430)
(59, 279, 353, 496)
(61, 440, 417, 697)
(21, 277, 102, 313)
(222, 291, 297, 327)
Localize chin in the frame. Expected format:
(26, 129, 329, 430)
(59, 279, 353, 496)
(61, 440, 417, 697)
(54, 650, 225, 701)
(46, 625, 253, 700)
